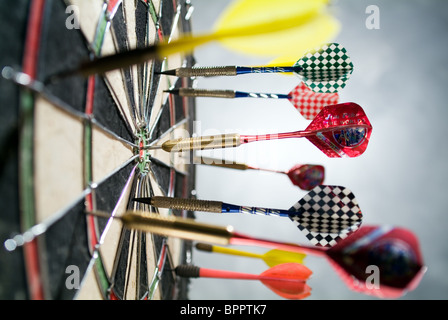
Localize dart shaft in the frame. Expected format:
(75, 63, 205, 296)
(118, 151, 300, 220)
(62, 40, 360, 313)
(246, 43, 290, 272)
(150, 196, 291, 217)
(234, 91, 290, 99)
(236, 66, 300, 75)
(196, 243, 263, 259)
(240, 130, 310, 144)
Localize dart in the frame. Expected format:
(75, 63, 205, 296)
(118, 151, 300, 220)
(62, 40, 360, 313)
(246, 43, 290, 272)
(196, 157, 325, 191)
(51, 0, 338, 79)
(159, 43, 353, 94)
(166, 82, 339, 120)
(109, 211, 426, 298)
(174, 263, 312, 300)
(195, 243, 306, 267)
(133, 185, 363, 247)
(146, 102, 372, 158)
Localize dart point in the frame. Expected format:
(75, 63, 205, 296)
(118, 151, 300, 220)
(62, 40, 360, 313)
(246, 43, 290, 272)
(155, 69, 177, 76)
(132, 197, 153, 205)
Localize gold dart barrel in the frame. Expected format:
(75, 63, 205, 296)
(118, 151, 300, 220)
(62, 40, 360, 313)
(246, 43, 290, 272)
(174, 66, 237, 77)
(177, 88, 236, 98)
(121, 211, 233, 245)
(150, 196, 223, 213)
(161, 133, 241, 152)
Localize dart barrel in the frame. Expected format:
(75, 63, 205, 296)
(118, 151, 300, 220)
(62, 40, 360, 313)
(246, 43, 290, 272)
(150, 196, 223, 213)
(161, 133, 241, 152)
(172, 66, 237, 77)
(121, 211, 233, 245)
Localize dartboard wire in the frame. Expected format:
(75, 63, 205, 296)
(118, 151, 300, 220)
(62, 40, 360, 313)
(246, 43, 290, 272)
(143, 0, 163, 125)
(105, 167, 154, 300)
(121, 0, 148, 129)
(94, 163, 139, 298)
(122, 228, 137, 300)
(140, 170, 164, 299)
(107, 41, 139, 132)
(125, 171, 149, 299)
(148, 237, 169, 299)
(148, 116, 190, 146)
(167, 3, 182, 43)
(149, 154, 189, 179)
(106, 175, 141, 300)
(145, 0, 186, 135)
(145, 166, 177, 299)
(136, 1, 154, 126)
(1, 69, 139, 150)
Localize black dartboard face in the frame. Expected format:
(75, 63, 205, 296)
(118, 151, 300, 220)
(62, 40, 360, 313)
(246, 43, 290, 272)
(0, 0, 196, 300)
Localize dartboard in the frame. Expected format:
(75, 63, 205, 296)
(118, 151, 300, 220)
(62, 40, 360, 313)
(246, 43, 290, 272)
(0, 0, 197, 300)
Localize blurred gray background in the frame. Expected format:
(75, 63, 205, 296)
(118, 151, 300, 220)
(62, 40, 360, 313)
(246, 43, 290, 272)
(188, 0, 448, 300)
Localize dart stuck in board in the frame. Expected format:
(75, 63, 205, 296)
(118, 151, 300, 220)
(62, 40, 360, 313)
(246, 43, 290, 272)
(159, 43, 353, 94)
(98, 210, 425, 299)
(53, 1, 339, 79)
(134, 184, 363, 247)
(166, 82, 339, 120)
(146, 102, 372, 158)
(196, 158, 325, 191)
(175, 263, 312, 300)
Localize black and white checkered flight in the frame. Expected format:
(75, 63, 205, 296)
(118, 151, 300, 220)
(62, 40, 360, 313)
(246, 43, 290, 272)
(156, 43, 353, 94)
(133, 185, 363, 247)
(288, 185, 362, 247)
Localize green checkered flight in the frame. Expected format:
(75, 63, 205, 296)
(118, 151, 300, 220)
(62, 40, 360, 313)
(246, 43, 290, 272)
(294, 43, 354, 93)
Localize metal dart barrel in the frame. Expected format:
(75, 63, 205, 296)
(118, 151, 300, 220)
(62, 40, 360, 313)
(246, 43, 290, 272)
(121, 211, 234, 245)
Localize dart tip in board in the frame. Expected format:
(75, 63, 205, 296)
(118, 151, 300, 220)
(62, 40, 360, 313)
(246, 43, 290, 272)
(132, 197, 153, 205)
(155, 69, 177, 76)
(164, 89, 180, 94)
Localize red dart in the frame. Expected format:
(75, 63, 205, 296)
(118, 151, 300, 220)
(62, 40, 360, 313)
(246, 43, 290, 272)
(148, 102, 373, 158)
(249, 163, 325, 190)
(231, 225, 426, 298)
(324, 225, 426, 298)
(302, 102, 372, 158)
(114, 213, 425, 298)
(285, 164, 325, 190)
(196, 157, 325, 191)
(175, 263, 312, 300)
